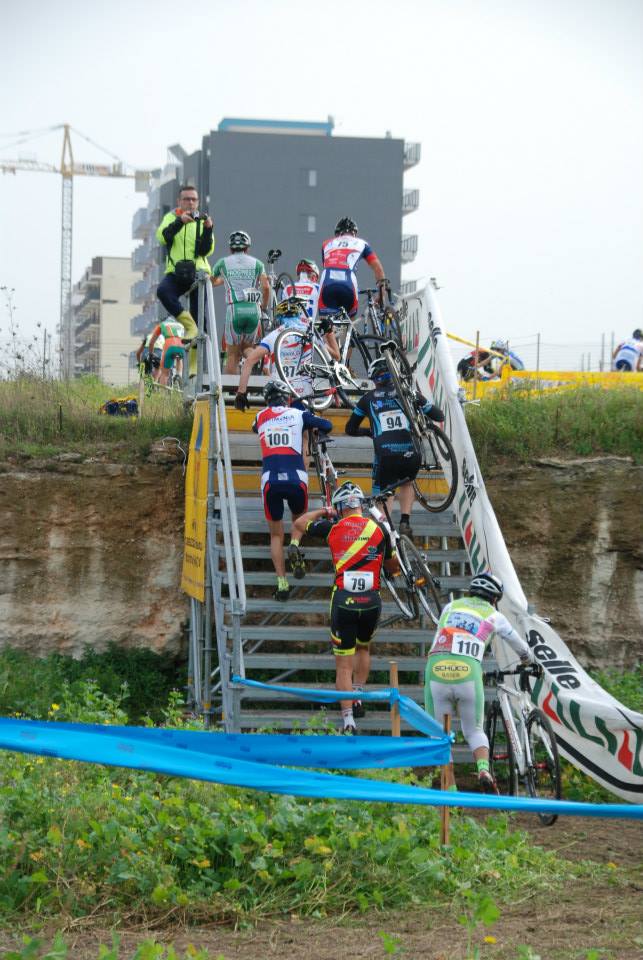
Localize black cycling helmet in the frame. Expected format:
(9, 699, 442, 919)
(633, 329, 643, 340)
(469, 572, 504, 604)
(263, 379, 291, 406)
(368, 356, 391, 382)
(229, 230, 251, 250)
(334, 217, 358, 236)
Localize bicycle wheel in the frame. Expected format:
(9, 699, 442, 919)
(397, 535, 442, 624)
(525, 709, 561, 826)
(350, 333, 388, 375)
(485, 701, 518, 796)
(413, 424, 458, 513)
(381, 568, 417, 621)
(276, 272, 296, 302)
(383, 306, 405, 350)
(274, 329, 335, 411)
(382, 343, 415, 421)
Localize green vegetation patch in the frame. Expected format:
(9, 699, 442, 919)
(0, 375, 191, 459)
(466, 385, 642, 468)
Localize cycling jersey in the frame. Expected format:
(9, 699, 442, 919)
(614, 338, 643, 371)
(319, 233, 379, 318)
(153, 320, 185, 340)
(280, 279, 320, 319)
(346, 386, 438, 494)
(213, 253, 265, 345)
(425, 595, 531, 753)
(259, 319, 312, 398)
(253, 404, 331, 487)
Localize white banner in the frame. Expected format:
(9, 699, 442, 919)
(401, 285, 643, 803)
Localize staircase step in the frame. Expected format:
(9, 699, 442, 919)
(219, 571, 468, 590)
(236, 546, 471, 564)
(242, 652, 429, 671)
(233, 626, 440, 643)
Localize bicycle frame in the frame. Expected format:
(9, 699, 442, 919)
(494, 679, 533, 780)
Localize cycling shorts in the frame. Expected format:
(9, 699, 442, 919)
(161, 338, 185, 370)
(318, 269, 359, 318)
(142, 348, 161, 371)
(224, 303, 261, 346)
(615, 359, 634, 372)
(262, 479, 308, 522)
(372, 449, 420, 495)
(424, 653, 487, 751)
(330, 587, 381, 656)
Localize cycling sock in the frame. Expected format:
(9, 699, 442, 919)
(447, 783, 459, 792)
(277, 576, 289, 590)
(290, 539, 300, 548)
(352, 684, 364, 692)
(400, 513, 410, 525)
(476, 758, 490, 774)
(341, 708, 354, 721)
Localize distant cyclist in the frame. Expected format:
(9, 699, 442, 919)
(135, 330, 164, 381)
(235, 298, 339, 411)
(253, 379, 332, 600)
(319, 217, 386, 319)
(211, 230, 271, 374)
(612, 329, 643, 372)
(147, 319, 185, 387)
(457, 340, 524, 381)
(279, 258, 320, 319)
(289, 481, 399, 734)
(424, 572, 534, 794)
(345, 356, 444, 539)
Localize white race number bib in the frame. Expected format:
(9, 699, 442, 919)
(344, 571, 374, 593)
(379, 411, 409, 433)
(244, 288, 261, 303)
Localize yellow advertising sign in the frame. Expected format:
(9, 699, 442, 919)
(181, 399, 210, 601)
(431, 658, 472, 682)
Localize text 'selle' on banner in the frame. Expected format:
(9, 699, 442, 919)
(181, 399, 210, 601)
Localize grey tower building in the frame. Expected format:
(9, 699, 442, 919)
(131, 119, 420, 339)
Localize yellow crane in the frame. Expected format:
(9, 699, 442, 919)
(0, 124, 150, 377)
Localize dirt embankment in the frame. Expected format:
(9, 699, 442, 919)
(1, 455, 641, 668)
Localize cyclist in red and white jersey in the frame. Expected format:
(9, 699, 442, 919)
(279, 258, 320, 319)
(319, 217, 386, 318)
(235, 298, 339, 410)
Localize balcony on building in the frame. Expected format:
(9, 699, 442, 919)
(132, 206, 152, 240)
(402, 188, 420, 216)
(131, 305, 158, 337)
(131, 277, 150, 304)
(403, 142, 421, 170)
(132, 241, 153, 272)
(401, 234, 418, 264)
(75, 313, 99, 337)
(400, 279, 418, 295)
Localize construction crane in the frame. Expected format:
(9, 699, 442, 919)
(0, 124, 150, 377)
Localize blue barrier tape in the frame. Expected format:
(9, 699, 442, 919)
(0, 718, 641, 819)
(232, 677, 448, 740)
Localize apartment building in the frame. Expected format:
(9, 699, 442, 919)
(130, 119, 420, 339)
(74, 256, 141, 385)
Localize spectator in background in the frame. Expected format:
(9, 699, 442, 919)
(613, 329, 643, 371)
(156, 185, 214, 376)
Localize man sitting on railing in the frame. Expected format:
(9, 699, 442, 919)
(289, 481, 399, 735)
(253, 379, 332, 601)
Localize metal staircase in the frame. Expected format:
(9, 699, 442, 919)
(211, 403, 475, 735)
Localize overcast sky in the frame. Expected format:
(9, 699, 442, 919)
(1, 0, 641, 369)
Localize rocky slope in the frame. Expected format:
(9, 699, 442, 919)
(1, 455, 640, 669)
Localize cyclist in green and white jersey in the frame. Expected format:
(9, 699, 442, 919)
(211, 230, 270, 374)
(424, 572, 534, 794)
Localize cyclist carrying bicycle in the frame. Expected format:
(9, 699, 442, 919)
(253, 379, 332, 600)
(235, 298, 340, 410)
(279, 259, 320, 319)
(211, 230, 271, 374)
(424, 572, 534, 794)
(319, 217, 387, 319)
(135, 330, 164, 381)
(345, 356, 444, 538)
(289, 481, 399, 734)
(147, 319, 186, 387)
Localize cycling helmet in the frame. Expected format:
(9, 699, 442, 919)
(367, 356, 391, 382)
(334, 217, 358, 236)
(229, 230, 251, 250)
(296, 258, 320, 282)
(490, 339, 508, 352)
(263, 379, 291, 406)
(275, 297, 305, 318)
(331, 481, 365, 511)
(633, 329, 643, 340)
(469, 572, 504, 603)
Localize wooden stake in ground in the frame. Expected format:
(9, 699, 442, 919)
(440, 713, 452, 846)
(389, 661, 400, 737)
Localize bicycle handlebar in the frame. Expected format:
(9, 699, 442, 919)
(484, 664, 542, 685)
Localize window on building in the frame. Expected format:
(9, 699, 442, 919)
(307, 215, 316, 233)
(308, 169, 317, 187)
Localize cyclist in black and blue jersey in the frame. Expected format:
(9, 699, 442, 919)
(345, 356, 444, 538)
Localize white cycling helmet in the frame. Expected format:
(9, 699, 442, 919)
(367, 356, 391, 382)
(490, 339, 508, 353)
(331, 481, 365, 511)
(469, 572, 504, 603)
